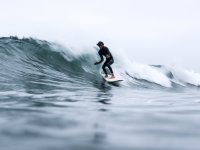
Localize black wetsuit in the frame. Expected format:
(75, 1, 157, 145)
(97, 46, 114, 75)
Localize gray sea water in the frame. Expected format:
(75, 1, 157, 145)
(1, 37, 200, 150)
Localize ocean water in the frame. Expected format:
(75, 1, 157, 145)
(1, 37, 200, 150)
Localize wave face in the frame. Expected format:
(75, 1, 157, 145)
(0, 37, 200, 92)
(0, 37, 101, 93)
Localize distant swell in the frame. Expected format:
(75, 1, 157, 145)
(0, 37, 200, 91)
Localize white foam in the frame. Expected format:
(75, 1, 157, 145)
(169, 66, 200, 86)
(113, 52, 171, 87)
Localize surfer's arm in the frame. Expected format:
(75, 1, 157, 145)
(98, 54, 104, 64)
(94, 53, 104, 65)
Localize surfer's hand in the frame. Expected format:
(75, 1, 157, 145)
(94, 62, 98, 65)
(106, 54, 111, 58)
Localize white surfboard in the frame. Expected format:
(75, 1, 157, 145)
(101, 73, 123, 83)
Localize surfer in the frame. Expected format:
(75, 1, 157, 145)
(94, 41, 115, 79)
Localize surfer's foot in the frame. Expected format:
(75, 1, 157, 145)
(105, 75, 108, 78)
(109, 75, 115, 79)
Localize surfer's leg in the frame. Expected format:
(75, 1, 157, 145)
(107, 58, 114, 73)
(107, 59, 115, 79)
(102, 62, 108, 77)
(106, 64, 115, 79)
(108, 58, 114, 66)
(106, 64, 113, 74)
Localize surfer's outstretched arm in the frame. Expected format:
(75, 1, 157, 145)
(94, 53, 104, 65)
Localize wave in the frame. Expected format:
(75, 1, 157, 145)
(0, 37, 200, 91)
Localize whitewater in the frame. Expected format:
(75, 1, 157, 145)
(1, 37, 200, 150)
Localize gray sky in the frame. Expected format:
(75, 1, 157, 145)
(0, 0, 200, 70)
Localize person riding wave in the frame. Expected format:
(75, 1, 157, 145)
(94, 41, 115, 79)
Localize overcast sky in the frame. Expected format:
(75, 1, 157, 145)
(0, 0, 200, 70)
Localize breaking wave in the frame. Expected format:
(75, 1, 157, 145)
(0, 37, 200, 92)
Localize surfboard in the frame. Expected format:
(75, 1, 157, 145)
(101, 73, 123, 83)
